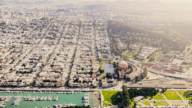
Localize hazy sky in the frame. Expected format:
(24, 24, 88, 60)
(93, 0, 192, 4)
(160, 0, 192, 4)
(105, 0, 192, 4)
(4, 0, 192, 4)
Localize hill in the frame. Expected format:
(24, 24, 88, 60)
(107, 20, 187, 53)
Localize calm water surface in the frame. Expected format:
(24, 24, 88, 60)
(0, 92, 86, 108)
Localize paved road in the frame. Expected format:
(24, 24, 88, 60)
(0, 80, 127, 91)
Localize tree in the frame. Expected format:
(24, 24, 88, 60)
(40, 63, 44, 69)
(83, 80, 87, 83)
(16, 79, 21, 82)
(128, 65, 132, 69)
(122, 85, 130, 106)
(90, 68, 93, 75)
(128, 88, 159, 99)
(74, 78, 79, 82)
(33, 80, 36, 86)
(22, 63, 26, 67)
(54, 84, 57, 87)
(162, 88, 167, 93)
(41, 83, 44, 87)
(126, 77, 130, 81)
(135, 76, 138, 82)
(106, 72, 112, 78)
(113, 62, 116, 68)
(140, 68, 147, 79)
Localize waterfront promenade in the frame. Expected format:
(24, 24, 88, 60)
(0, 79, 126, 92)
(0, 86, 122, 92)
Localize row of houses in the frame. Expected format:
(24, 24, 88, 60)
(0, 16, 71, 87)
(95, 22, 111, 61)
(137, 46, 156, 60)
(101, 78, 118, 88)
(68, 20, 99, 88)
(34, 20, 77, 87)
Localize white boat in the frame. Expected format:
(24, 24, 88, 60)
(29, 97, 35, 101)
(63, 104, 68, 107)
(69, 103, 74, 106)
(53, 97, 58, 101)
(39, 97, 44, 101)
(12, 98, 21, 106)
(58, 104, 62, 107)
(47, 96, 52, 101)
(36, 96, 38, 100)
(53, 105, 58, 108)
(44, 96, 47, 100)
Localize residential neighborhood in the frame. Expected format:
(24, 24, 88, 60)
(0, 0, 192, 107)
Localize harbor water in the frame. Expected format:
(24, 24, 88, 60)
(0, 91, 86, 108)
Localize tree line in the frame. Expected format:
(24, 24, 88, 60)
(140, 68, 147, 79)
(121, 85, 159, 107)
(128, 88, 159, 99)
(108, 20, 187, 52)
(184, 90, 192, 98)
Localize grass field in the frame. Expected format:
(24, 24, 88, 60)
(152, 92, 165, 100)
(128, 55, 135, 59)
(148, 52, 158, 60)
(163, 90, 182, 100)
(177, 90, 192, 100)
(137, 104, 141, 106)
(130, 100, 135, 107)
(103, 101, 111, 106)
(153, 101, 169, 106)
(122, 50, 129, 55)
(122, 50, 138, 59)
(141, 59, 147, 63)
(102, 90, 122, 106)
(186, 59, 192, 62)
(100, 73, 104, 79)
(190, 102, 192, 106)
(141, 100, 150, 105)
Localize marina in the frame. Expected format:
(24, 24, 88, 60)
(0, 91, 89, 108)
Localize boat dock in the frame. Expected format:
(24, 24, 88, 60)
(83, 92, 89, 106)
(0, 91, 87, 108)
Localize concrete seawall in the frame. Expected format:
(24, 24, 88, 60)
(0, 88, 101, 92)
